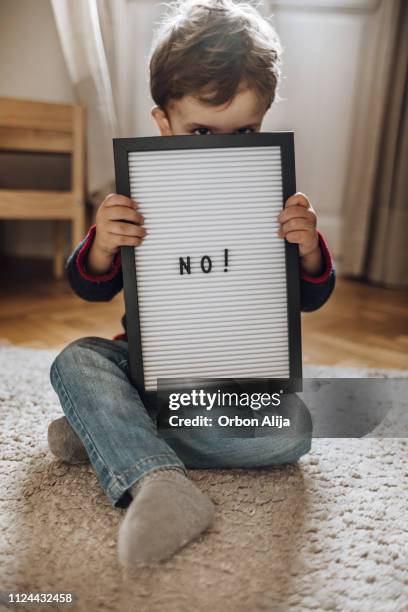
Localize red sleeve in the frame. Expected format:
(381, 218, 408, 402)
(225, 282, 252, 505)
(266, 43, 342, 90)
(76, 224, 122, 283)
(113, 333, 127, 341)
(300, 230, 333, 284)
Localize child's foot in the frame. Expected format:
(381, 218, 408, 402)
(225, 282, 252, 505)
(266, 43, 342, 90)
(117, 468, 215, 567)
(47, 416, 90, 464)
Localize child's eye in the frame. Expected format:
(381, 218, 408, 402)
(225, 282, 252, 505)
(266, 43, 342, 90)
(236, 127, 254, 134)
(192, 127, 211, 135)
(191, 127, 255, 136)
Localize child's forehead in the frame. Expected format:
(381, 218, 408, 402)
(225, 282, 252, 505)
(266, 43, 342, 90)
(169, 87, 268, 128)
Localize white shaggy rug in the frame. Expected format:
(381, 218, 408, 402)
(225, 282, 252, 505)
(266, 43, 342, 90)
(0, 344, 407, 612)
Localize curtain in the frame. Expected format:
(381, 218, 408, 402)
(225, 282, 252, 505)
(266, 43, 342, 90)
(50, 0, 129, 200)
(341, 0, 408, 288)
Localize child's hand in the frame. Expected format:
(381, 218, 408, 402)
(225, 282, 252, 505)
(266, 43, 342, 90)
(277, 192, 323, 276)
(94, 193, 146, 256)
(87, 194, 146, 276)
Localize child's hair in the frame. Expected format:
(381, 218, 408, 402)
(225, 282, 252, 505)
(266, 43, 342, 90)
(149, 0, 281, 112)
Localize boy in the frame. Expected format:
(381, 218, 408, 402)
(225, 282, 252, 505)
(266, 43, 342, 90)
(48, 0, 335, 567)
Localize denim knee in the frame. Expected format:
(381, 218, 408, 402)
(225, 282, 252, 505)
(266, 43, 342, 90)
(50, 336, 105, 387)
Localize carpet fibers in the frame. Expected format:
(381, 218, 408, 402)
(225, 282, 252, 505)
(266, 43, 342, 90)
(0, 344, 407, 612)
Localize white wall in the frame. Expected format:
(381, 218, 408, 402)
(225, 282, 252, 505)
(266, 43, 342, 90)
(0, 0, 73, 103)
(0, 0, 73, 259)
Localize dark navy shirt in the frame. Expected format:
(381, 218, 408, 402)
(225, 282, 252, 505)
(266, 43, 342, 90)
(66, 224, 336, 340)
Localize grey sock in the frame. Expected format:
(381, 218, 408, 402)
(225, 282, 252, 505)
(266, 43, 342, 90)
(48, 416, 90, 464)
(117, 467, 215, 567)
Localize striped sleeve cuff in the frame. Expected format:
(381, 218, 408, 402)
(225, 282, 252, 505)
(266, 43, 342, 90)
(300, 230, 333, 284)
(76, 224, 122, 283)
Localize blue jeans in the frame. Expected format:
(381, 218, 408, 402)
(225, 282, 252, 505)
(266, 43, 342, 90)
(50, 336, 312, 509)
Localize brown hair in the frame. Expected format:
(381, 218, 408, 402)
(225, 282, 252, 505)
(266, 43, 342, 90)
(149, 0, 281, 112)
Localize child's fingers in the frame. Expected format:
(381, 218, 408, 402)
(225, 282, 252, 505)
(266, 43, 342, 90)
(283, 230, 310, 244)
(111, 235, 144, 248)
(104, 194, 138, 209)
(284, 192, 310, 209)
(283, 231, 319, 256)
(105, 205, 144, 224)
(277, 205, 313, 224)
(108, 221, 147, 237)
(278, 217, 313, 236)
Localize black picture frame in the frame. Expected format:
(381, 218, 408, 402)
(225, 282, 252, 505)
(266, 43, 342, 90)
(113, 132, 302, 409)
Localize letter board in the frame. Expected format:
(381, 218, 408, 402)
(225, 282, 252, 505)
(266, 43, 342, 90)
(113, 132, 302, 407)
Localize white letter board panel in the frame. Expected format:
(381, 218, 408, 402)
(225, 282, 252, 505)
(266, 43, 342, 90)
(114, 133, 302, 401)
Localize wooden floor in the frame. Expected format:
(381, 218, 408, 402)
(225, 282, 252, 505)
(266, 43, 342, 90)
(0, 259, 406, 369)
